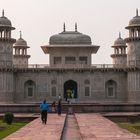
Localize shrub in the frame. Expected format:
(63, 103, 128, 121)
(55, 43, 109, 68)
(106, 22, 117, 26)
(4, 112, 14, 125)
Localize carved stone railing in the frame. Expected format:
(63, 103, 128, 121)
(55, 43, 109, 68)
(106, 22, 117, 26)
(13, 64, 127, 69)
(0, 63, 137, 72)
(128, 60, 140, 67)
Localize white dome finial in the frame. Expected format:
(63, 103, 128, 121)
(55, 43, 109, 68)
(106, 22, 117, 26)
(19, 31, 22, 38)
(63, 23, 66, 32)
(75, 22, 77, 32)
(136, 9, 139, 16)
(2, 9, 4, 17)
(119, 32, 121, 38)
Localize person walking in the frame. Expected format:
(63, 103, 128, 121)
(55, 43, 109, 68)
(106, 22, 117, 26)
(58, 94, 61, 100)
(51, 101, 56, 113)
(40, 99, 50, 124)
(57, 99, 62, 116)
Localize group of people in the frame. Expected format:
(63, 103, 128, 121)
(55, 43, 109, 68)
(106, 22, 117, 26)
(40, 97, 62, 124)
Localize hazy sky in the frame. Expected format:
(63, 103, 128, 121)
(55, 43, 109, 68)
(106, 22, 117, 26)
(1, 0, 140, 64)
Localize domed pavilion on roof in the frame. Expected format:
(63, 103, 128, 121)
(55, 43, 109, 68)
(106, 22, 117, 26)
(41, 23, 99, 67)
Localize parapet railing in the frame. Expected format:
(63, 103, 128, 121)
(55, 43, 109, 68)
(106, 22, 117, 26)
(12, 64, 128, 69)
(0, 62, 139, 69)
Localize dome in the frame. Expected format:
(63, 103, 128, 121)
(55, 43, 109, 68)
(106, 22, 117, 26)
(0, 16, 11, 26)
(0, 11, 12, 27)
(14, 31, 28, 47)
(114, 33, 126, 46)
(49, 31, 92, 45)
(127, 9, 140, 28)
(14, 38, 27, 47)
(129, 16, 140, 26)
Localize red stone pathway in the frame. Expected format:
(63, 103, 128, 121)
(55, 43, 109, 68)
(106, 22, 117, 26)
(3, 113, 140, 140)
(75, 113, 140, 140)
(4, 114, 66, 140)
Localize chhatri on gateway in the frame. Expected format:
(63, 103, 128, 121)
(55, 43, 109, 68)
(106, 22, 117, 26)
(0, 9, 140, 103)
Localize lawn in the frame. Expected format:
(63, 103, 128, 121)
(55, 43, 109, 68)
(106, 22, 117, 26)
(0, 120, 27, 139)
(118, 122, 140, 136)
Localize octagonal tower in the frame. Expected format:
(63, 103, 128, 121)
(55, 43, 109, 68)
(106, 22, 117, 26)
(0, 10, 16, 67)
(0, 10, 16, 103)
(125, 9, 140, 66)
(125, 10, 140, 102)
(111, 33, 127, 67)
(13, 31, 30, 67)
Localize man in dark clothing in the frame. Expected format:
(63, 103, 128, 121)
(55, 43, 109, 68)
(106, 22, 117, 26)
(40, 99, 50, 124)
(57, 99, 62, 116)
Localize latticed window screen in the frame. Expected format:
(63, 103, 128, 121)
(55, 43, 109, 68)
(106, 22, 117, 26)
(65, 56, 76, 64)
(105, 80, 116, 98)
(79, 56, 87, 64)
(28, 87, 33, 97)
(54, 57, 61, 64)
(108, 87, 114, 97)
(84, 79, 90, 85)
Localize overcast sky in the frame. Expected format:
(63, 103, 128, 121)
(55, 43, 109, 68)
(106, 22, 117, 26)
(1, 0, 140, 64)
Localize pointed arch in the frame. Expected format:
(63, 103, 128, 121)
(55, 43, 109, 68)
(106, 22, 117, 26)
(84, 79, 90, 85)
(24, 80, 36, 98)
(105, 80, 117, 98)
(64, 80, 77, 100)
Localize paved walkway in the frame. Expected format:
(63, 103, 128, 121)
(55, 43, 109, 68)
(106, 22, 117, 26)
(3, 113, 140, 140)
(4, 114, 66, 140)
(75, 113, 140, 140)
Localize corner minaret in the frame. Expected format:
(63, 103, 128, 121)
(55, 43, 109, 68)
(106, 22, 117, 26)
(111, 33, 127, 66)
(0, 10, 16, 103)
(125, 9, 140, 66)
(13, 31, 30, 67)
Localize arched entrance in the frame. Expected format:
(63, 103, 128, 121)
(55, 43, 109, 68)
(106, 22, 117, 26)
(64, 80, 77, 100)
(105, 80, 117, 98)
(24, 80, 36, 98)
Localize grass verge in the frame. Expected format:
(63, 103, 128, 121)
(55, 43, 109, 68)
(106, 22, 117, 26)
(118, 122, 140, 136)
(0, 120, 27, 139)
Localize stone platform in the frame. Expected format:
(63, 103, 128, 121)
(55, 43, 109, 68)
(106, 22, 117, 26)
(1, 103, 140, 113)
(3, 113, 140, 140)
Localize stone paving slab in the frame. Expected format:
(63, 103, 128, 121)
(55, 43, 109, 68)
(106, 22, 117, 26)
(4, 114, 66, 140)
(75, 113, 140, 140)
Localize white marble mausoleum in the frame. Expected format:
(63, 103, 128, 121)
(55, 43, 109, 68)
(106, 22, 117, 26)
(0, 10, 140, 103)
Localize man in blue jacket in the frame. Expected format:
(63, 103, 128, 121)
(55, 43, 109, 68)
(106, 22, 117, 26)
(40, 99, 50, 124)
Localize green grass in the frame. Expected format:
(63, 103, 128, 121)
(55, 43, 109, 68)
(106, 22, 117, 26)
(0, 120, 27, 139)
(118, 122, 140, 136)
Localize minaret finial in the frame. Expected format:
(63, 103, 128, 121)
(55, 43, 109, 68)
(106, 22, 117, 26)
(75, 22, 77, 32)
(136, 9, 139, 16)
(119, 32, 121, 38)
(19, 31, 22, 38)
(2, 9, 4, 17)
(63, 23, 66, 32)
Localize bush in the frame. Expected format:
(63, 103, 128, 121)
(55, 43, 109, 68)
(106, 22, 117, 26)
(4, 112, 14, 125)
